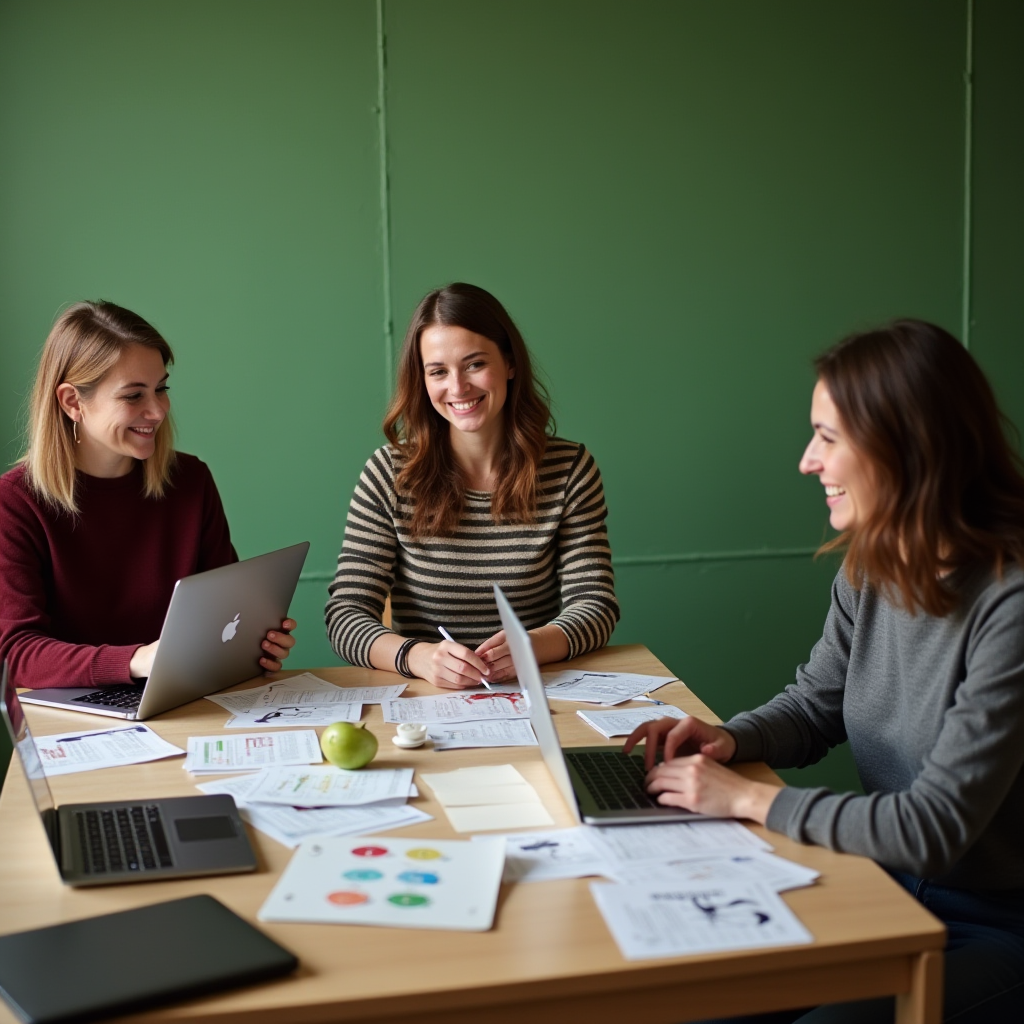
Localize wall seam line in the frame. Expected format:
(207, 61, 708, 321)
(297, 546, 823, 582)
(375, 0, 394, 390)
(961, 0, 974, 348)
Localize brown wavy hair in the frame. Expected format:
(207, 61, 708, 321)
(816, 319, 1024, 615)
(383, 283, 553, 537)
(22, 301, 176, 514)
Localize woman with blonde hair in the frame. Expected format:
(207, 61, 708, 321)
(326, 282, 619, 688)
(626, 320, 1024, 1023)
(0, 301, 295, 688)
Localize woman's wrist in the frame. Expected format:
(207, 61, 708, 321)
(734, 781, 780, 825)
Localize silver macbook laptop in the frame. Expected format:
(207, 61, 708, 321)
(1, 663, 257, 887)
(20, 542, 309, 720)
(493, 584, 708, 825)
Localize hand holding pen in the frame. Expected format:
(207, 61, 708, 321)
(407, 625, 491, 690)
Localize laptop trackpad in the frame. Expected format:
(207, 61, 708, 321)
(175, 816, 236, 842)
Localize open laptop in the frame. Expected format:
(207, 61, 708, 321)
(1, 663, 257, 886)
(493, 584, 708, 825)
(20, 542, 309, 720)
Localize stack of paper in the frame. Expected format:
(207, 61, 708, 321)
(590, 878, 813, 959)
(540, 671, 676, 705)
(35, 724, 184, 776)
(421, 765, 555, 832)
(182, 730, 322, 774)
(197, 773, 431, 848)
(577, 705, 688, 738)
(241, 765, 415, 807)
(382, 693, 530, 725)
(207, 673, 406, 729)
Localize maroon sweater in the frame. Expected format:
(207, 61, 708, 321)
(0, 454, 236, 688)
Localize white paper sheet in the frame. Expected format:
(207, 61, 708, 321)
(382, 692, 530, 724)
(223, 702, 363, 728)
(607, 852, 820, 893)
(258, 835, 506, 931)
(420, 764, 528, 801)
(590, 821, 773, 863)
(445, 803, 555, 832)
(206, 673, 341, 713)
(244, 765, 415, 807)
(540, 671, 677, 705)
(577, 705, 688, 738)
(182, 730, 322, 773)
(590, 879, 813, 959)
(34, 724, 183, 776)
(427, 719, 537, 750)
(474, 827, 609, 882)
(249, 681, 406, 707)
(196, 775, 433, 847)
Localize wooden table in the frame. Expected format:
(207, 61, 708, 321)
(0, 646, 944, 1024)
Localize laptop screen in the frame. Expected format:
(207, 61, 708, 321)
(0, 663, 59, 836)
(492, 585, 581, 824)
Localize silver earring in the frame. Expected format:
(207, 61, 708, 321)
(73, 420, 80, 445)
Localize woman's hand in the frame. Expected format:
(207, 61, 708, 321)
(622, 714, 738, 771)
(475, 630, 515, 681)
(129, 641, 159, 680)
(408, 640, 491, 689)
(645, 756, 779, 824)
(260, 618, 297, 674)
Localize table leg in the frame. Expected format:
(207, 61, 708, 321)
(895, 950, 943, 1024)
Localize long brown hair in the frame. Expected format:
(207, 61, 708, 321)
(383, 283, 553, 537)
(22, 301, 176, 514)
(816, 319, 1024, 615)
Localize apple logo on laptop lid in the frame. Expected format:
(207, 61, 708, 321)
(221, 614, 240, 643)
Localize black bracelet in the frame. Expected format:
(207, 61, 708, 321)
(394, 638, 426, 678)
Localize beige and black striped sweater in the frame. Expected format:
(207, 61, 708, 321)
(325, 438, 619, 667)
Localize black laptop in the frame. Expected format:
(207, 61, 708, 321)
(1, 663, 257, 886)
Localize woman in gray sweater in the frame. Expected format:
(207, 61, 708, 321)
(626, 320, 1024, 1023)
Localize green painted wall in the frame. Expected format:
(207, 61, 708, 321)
(1, 1, 1020, 795)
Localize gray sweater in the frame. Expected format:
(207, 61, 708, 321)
(724, 564, 1024, 889)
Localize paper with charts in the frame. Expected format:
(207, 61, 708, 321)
(427, 719, 537, 750)
(223, 702, 363, 728)
(258, 835, 506, 931)
(243, 765, 415, 807)
(33, 724, 183, 776)
(474, 827, 610, 883)
(183, 730, 322, 774)
(197, 774, 432, 848)
(381, 692, 530, 724)
(590, 879, 813, 959)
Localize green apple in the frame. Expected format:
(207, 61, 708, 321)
(320, 721, 378, 770)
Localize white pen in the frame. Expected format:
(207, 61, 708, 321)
(437, 625, 491, 689)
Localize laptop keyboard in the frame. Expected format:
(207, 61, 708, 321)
(565, 750, 662, 811)
(71, 686, 143, 709)
(74, 805, 174, 874)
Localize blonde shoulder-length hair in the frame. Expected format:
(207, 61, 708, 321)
(22, 301, 176, 514)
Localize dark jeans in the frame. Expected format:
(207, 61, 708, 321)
(690, 872, 1024, 1024)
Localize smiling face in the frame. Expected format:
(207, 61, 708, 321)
(799, 380, 875, 531)
(419, 325, 513, 441)
(60, 344, 171, 478)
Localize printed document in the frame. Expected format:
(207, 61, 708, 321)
(206, 673, 341, 713)
(541, 671, 676, 705)
(427, 719, 537, 750)
(590, 821, 772, 862)
(34, 724, 183, 776)
(607, 851, 820, 893)
(197, 775, 432, 847)
(382, 692, 530, 724)
(223, 702, 362, 728)
(590, 879, 813, 959)
(244, 765, 415, 807)
(474, 827, 610, 883)
(577, 705, 688, 738)
(183, 730, 322, 773)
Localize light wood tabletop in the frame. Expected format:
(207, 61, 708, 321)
(0, 645, 945, 1024)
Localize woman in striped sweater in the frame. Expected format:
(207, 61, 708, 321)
(325, 283, 619, 689)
